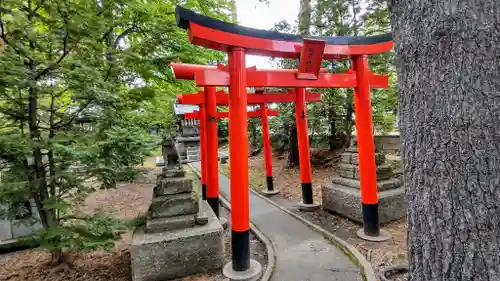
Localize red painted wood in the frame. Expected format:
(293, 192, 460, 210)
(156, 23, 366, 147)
(199, 104, 207, 186)
(295, 88, 313, 184)
(171, 63, 329, 81)
(177, 91, 321, 105)
(297, 39, 326, 80)
(261, 104, 273, 178)
(184, 109, 278, 119)
(188, 23, 393, 59)
(195, 69, 388, 88)
(228, 48, 249, 232)
(205, 87, 219, 202)
(353, 55, 378, 205)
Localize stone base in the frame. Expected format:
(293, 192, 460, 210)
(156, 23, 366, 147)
(298, 202, 321, 212)
(321, 184, 406, 223)
(261, 189, 280, 196)
(146, 214, 195, 233)
(150, 193, 198, 218)
(131, 201, 224, 281)
(223, 260, 262, 281)
(356, 228, 392, 242)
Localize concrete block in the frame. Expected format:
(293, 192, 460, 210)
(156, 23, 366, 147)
(331, 177, 402, 192)
(0, 220, 13, 241)
(131, 201, 224, 281)
(155, 178, 193, 195)
(321, 184, 406, 224)
(146, 215, 195, 233)
(150, 193, 199, 218)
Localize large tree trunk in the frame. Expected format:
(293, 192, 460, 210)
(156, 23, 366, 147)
(389, 1, 500, 280)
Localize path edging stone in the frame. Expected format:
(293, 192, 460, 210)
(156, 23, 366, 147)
(187, 164, 276, 281)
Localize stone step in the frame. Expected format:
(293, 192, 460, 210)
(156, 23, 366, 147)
(150, 193, 199, 218)
(331, 177, 402, 192)
(338, 164, 393, 181)
(340, 152, 386, 166)
(146, 214, 196, 233)
(155, 178, 193, 196)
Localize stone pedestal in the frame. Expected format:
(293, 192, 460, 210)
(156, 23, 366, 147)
(131, 167, 224, 281)
(322, 148, 406, 223)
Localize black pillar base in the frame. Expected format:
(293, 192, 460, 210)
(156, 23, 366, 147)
(231, 230, 250, 271)
(202, 184, 207, 200)
(362, 203, 380, 236)
(301, 182, 313, 204)
(266, 176, 274, 191)
(207, 197, 219, 218)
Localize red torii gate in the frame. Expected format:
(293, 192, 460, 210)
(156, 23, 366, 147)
(174, 78, 322, 211)
(175, 6, 393, 278)
(184, 107, 279, 207)
(184, 108, 279, 119)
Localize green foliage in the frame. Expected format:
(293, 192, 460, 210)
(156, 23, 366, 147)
(0, 0, 230, 261)
(267, 0, 397, 151)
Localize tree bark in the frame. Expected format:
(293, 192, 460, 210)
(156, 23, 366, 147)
(389, 1, 500, 280)
(343, 92, 354, 148)
(328, 108, 337, 150)
(298, 0, 312, 35)
(230, 0, 237, 23)
(285, 125, 300, 168)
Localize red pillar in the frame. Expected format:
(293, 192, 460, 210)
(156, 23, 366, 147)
(199, 104, 208, 200)
(295, 87, 314, 205)
(260, 103, 275, 192)
(205, 86, 219, 217)
(228, 47, 250, 271)
(352, 55, 380, 236)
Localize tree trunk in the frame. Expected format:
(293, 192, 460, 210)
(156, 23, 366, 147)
(285, 125, 300, 168)
(230, 0, 237, 23)
(328, 108, 337, 150)
(389, 1, 500, 280)
(298, 0, 312, 35)
(343, 92, 354, 148)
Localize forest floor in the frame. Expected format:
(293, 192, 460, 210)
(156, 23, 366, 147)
(0, 164, 267, 281)
(220, 149, 408, 281)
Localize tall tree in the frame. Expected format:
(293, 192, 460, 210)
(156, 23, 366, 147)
(389, 1, 500, 280)
(0, 0, 229, 265)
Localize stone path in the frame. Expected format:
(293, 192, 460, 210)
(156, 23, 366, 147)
(191, 162, 365, 281)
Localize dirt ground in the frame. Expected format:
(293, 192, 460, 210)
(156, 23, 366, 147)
(221, 150, 408, 281)
(0, 166, 267, 281)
